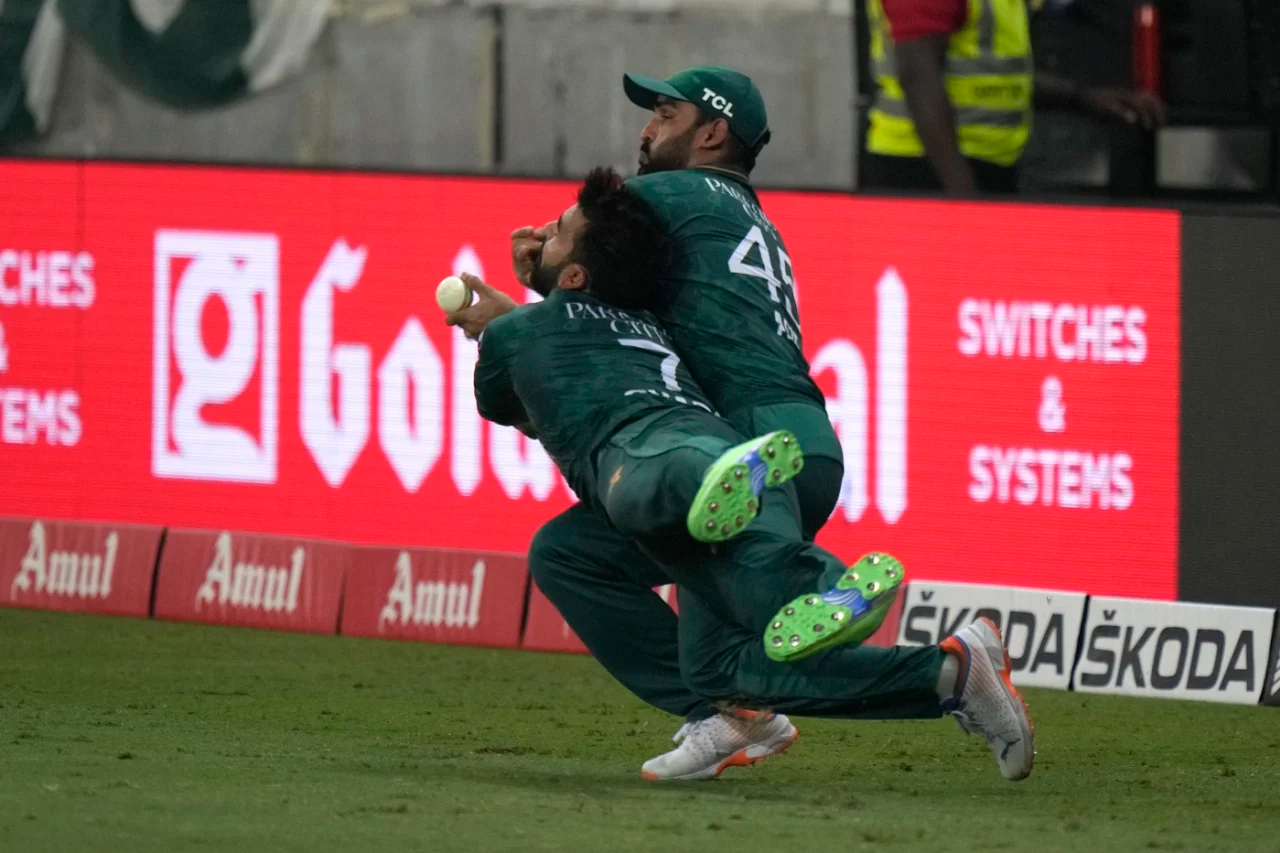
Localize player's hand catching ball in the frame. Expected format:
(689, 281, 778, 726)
(510, 225, 547, 290)
(444, 273, 519, 341)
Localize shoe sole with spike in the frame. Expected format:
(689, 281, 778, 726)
(686, 431, 804, 544)
(763, 552, 905, 663)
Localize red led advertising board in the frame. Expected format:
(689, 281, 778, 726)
(0, 516, 160, 617)
(0, 160, 1179, 598)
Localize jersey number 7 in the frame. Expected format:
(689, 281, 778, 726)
(618, 338, 710, 412)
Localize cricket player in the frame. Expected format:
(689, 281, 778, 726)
(467, 167, 1034, 782)
(449, 67, 869, 779)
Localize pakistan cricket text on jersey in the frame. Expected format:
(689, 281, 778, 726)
(475, 289, 715, 503)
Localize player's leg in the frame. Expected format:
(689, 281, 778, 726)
(704, 436, 902, 662)
(528, 504, 710, 720)
(676, 582, 945, 720)
(793, 455, 843, 540)
(601, 413, 1032, 778)
(529, 505, 800, 781)
(666, 498, 1035, 780)
(600, 415, 900, 653)
(677, 586, 1035, 779)
(656, 495, 945, 719)
(598, 408, 802, 542)
(763, 549, 905, 662)
(731, 402, 844, 540)
(683, 429, 805, 542)
(724, 404, 902, 653)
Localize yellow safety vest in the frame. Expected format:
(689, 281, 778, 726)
(867, 0, 1033, 167)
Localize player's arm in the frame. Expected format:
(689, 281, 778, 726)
(1034, 72, 1167, 131)
(882, 0, 975, 195)
(473, 317, 529, 428)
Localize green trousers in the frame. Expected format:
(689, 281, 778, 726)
(528, 408, 945, 721)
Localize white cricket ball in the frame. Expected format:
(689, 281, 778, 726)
(436, 275, 473, 312)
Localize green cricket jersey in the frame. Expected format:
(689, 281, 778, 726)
(475, 288, 715, 504)
(625, 168, 841, 462)
(626, 169, 823, 409)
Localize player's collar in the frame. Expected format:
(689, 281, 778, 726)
(695, 164, 751, 184)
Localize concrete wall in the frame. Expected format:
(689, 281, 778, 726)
(6, 0, 858, 189)
(6, 0, 1262, 193)
(500, 3, 855, 187)
(7, 4, 501, 173)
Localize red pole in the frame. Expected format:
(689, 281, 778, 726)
(1132, 2, 1163, 99)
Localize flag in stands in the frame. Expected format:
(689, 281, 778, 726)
(0, 0, 66, 141)
(0, 0, 332, 142)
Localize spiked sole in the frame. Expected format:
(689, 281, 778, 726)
(763, 552, 905, 663)
(686, 431, 804, 543)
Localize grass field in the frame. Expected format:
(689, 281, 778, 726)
(2, 609, 1277, 853)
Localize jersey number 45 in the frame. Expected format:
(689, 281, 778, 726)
(729, 226, 801, 349)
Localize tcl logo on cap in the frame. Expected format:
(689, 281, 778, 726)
(700, 88, 735, 116)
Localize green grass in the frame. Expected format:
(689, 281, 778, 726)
(1, 609, 1277, 853)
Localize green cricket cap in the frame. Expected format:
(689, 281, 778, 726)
(623, 65, 772, 154)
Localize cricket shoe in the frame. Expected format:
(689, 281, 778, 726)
(686, 430, 804, 543)
(763, 552, 905, 663)
(941, 617, 1036, 781)
(640, 712, 799, 781)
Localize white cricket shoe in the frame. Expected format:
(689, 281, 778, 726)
(941, 617, 1035, 781)
(640, 712, 798, 781)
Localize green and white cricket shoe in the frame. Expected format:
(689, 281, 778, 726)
(640, 712, 799, 781)
(686, 430, 804, 543)
(763, 552, 905, 663)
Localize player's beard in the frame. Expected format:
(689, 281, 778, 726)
(528, 258, 561, 297)
(637, 123, 698, 175)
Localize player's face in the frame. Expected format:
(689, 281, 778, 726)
(529, 204, 587, 295)
(638, 97, 702, 175)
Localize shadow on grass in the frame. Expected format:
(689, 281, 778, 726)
(351, 755, 860, 811)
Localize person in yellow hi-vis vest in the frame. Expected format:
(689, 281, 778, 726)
(862, 0, 1167, 194)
